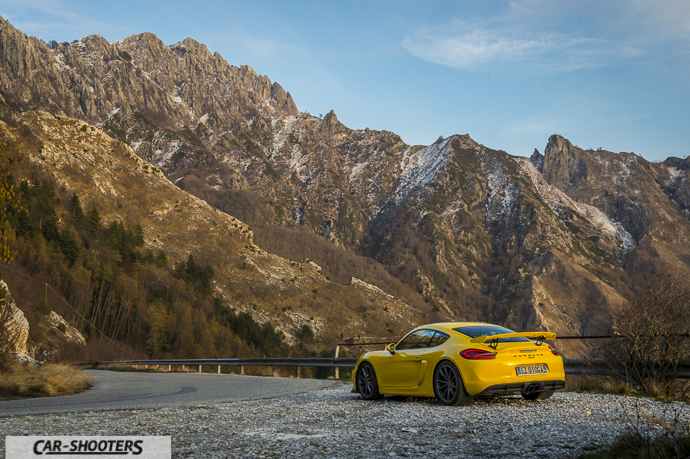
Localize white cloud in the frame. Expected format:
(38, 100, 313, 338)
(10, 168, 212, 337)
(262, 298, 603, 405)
(402, 23, 628, 72)
(402, 0, 689, 72)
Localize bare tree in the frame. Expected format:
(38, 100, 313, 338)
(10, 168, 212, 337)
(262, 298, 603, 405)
(609, 274, 690, 398)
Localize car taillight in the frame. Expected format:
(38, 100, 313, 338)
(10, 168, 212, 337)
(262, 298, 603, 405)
(548, 344, 558, 356)
(459, 349, 496, 359)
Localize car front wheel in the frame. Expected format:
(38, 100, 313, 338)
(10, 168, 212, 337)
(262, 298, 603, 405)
(356, 362, 381, 400)
(433, 361, 473, 406)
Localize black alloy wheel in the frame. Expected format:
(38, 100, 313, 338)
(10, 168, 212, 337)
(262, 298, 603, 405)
(357, 362, 381, 400)
(522, 390, 554, 401)
(433, 361, 473, 406)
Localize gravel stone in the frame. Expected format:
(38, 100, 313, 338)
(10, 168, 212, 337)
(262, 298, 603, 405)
(1, 384, 688, 458)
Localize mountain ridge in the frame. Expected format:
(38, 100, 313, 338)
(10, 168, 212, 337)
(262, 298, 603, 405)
(1, 16, 689, 358)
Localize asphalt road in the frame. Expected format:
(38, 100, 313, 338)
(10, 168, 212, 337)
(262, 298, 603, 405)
(0, 370, 339, 416)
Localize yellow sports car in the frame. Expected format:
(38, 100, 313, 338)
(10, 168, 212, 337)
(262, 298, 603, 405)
(352, 322, 565, 406)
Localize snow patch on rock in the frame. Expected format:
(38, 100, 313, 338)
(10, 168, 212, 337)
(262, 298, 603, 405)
(484, 157, 520, 223)
(271, 115, 297, 158)
(517, 158, 636, 254)
(393, 137, 453, 205)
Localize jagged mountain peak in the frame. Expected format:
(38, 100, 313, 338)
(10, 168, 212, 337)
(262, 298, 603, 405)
(2, 15, 690, 358)
(170, 37, 219, 63)
(319, 109, 348, 140)
(542, 134, 588, 192)
(126, 31, 165, 48)
(530, 148, 544, 171)
(0, 15, 298, 129)
(80, 33, 110, 47)
(545, 133, 575, 153)
(449, 133, 479, 148)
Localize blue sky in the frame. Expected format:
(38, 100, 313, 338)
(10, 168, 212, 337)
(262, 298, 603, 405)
(1, 0, 689, 161)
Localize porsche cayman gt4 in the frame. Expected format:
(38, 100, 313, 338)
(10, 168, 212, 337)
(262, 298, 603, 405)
(352, 322, 565, 406)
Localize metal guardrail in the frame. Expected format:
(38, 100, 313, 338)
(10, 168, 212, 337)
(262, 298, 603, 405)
(76, 357, 690, 379)
(76, 358, 359, 378)
(76, 358, 358, 368)
(563, 359, 690, 378)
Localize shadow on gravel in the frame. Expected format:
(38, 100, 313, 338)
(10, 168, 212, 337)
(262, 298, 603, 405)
(356, 394, 543, 406)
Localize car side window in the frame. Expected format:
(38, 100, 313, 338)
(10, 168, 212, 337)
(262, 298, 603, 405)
(428, 331, 450, 347)
(397, 329, 436, 350)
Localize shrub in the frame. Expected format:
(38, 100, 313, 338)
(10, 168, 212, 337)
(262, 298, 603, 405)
(300, 324, 314, 341)
(0, 363, 92, 397)
(607, 274, 690, 400)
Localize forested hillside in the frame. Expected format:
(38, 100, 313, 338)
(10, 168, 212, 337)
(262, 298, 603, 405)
(5, 174, 289, 360)
(0, 109, 423, 362)
(1, 15, 689, 360)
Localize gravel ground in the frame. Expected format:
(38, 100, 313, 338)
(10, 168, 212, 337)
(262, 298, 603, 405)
(1, 384, 688, 458)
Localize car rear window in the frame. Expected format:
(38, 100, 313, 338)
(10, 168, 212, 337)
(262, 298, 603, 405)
(453, 325, 530, 343)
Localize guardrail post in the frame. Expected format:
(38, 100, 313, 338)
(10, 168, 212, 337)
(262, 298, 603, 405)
(217, 365, 220, 374)
(334, 345, 340, 379)
(241, 365, 244, 375)
(199, 365, 202, 373)
(297, 367, 301, 379)
(168, 364, 171, 372)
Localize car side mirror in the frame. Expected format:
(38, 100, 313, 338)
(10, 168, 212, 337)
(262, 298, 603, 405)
(386, 343, 396, 355)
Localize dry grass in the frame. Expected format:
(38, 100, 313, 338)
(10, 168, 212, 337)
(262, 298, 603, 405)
(578, 427, 690, 459)
(568, 374, 636, 395)
(568, 374, 690, 403)
(0, 363, 92, 398)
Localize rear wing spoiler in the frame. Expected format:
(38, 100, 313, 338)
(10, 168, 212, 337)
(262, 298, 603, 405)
(470, 332, 556, 344)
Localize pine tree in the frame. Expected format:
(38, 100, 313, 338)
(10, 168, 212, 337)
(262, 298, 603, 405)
(86, 207, 102, 237)
(69, 193, 85, 226)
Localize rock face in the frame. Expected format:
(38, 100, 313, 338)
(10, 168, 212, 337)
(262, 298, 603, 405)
(1, 16, 690, 356)
(28, 311, 87, 362)
(0, 16, 297, 127)
(44, 311, 86, 347)
(0, 280, 29, 356)
(0, 279, 85, 363)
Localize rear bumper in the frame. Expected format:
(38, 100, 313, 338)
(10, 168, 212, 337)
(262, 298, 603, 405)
(474, 380, 565, 396)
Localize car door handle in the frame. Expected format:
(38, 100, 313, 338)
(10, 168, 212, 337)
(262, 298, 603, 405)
(414, 356, 422, 361)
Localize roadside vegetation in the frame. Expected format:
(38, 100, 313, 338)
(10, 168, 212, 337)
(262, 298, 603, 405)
(571, 274, 690, 403)
(579, 432, 690, 459)
(575, 274, 690, 458)
(0, 363, 92, 398)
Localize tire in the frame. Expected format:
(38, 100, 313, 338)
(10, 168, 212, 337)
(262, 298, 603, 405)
(356, 362, 381, 400)
(433, 361, 473, 406)
(522, 390, 554, 401)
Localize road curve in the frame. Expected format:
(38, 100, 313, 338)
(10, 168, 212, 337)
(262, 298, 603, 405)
(0, 370, 338, 416)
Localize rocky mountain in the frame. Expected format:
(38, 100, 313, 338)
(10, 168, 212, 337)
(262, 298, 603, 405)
(0, 109, 423, 353)
(0, 279, 83, 365)
(1, 15, 689, 357)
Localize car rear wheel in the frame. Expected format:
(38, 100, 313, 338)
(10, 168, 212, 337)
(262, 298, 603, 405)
(433, 361, 473, 406)
(522, 390, 554, 401)
(357, 362, 381, 400)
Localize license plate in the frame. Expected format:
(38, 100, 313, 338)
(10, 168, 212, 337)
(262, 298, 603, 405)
(516, 365, 547, 376)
